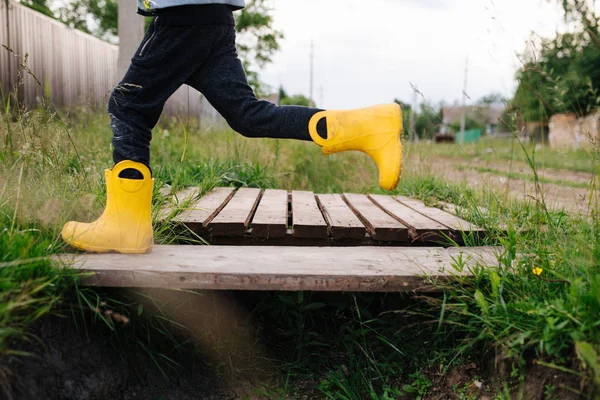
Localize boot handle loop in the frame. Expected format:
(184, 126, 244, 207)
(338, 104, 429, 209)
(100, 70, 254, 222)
(308, 111, 329, 147)
(112, 160, 152, 181)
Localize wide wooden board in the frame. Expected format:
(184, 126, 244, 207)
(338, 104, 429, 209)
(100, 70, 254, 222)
(369, 194, 452, 241)
(316, 194, 366, 240)
(291, 191, 328, 239)
(251, 189, 288, 238)
(208, 188, 262, 236)
(61, 245, 501, 292)
(343, 193, 408, 241)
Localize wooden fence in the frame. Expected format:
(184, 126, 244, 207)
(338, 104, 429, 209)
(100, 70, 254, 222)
(0, 0, 223, 127)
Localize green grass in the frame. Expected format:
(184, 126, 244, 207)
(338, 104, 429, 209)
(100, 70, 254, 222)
(1, 99, 599, 399)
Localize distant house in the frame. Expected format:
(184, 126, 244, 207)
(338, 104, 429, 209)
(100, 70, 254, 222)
(548, 111, 599, 149)
(441, 104, 506, 134)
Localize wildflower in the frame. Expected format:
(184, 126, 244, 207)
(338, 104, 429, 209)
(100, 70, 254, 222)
(532, 267, 543, 276)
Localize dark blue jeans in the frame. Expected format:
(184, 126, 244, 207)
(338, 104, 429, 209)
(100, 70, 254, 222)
(109, 15, 320, 168)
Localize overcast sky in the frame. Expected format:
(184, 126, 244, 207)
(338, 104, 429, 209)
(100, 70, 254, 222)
(258, 0, 570, 109)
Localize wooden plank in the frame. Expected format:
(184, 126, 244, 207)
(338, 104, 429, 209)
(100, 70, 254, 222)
(60, 245, 502, 292)
(394, 196, 483, 232)
(438, 202, 460, 216)
(156, 187, 200, 222)
(343, 193, 408, 241)
(291, 191, 328, 239)
(316, 194, 366, 240)
(208, 188, 262, 236)
(173, 187, 236, 234)
(446, 247, 501, 267)
(399, 246, 500, 281)
(369, 194, 452, 241)
(251, 189, 288, 238)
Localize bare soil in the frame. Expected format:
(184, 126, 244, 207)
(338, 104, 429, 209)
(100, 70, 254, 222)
(406, 155, 598, 214)
(1, 316, 241, 400)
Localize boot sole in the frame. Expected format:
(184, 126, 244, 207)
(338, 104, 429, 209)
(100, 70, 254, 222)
(65, 239, 153, 254)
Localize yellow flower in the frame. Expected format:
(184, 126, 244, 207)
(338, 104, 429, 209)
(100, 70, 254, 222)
(532, 267, 543, 276)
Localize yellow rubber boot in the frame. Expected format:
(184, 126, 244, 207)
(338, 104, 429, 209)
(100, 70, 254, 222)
(61, 160, 154, 254)
(308, 103, 403, 190)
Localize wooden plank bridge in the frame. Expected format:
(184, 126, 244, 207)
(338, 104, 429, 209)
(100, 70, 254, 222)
(64, 187, 501, 292)
(165, 187, 485, 246)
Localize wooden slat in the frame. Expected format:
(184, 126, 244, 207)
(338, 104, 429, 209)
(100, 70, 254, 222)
(291, 191, 328, 239)
(343, 193, 408, 241)
(394, 196, 483, 232)
(316, 194, 366, 240)
(61, 245, 501, 292)
(156, 187, 200, 222)
(369, 194, 452, 241)
(251, 189, 288, 238)
(208, 188, 262, 236)
(173, 187, 236, 233)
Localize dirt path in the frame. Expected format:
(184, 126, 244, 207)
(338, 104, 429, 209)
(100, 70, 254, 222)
(406, 155, 598, 214)
(454, 156, 596, 185)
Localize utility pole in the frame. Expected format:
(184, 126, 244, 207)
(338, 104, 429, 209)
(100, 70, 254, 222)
(459, 55, 469, 144)
(309, 39, 314, 107)
(409, 88, 418, 141)
(118, 0, 145, 79)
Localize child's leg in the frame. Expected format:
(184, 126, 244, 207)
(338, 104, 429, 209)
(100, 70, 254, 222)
(61, 18, 225, 254)
(108, 17, 218, 169)
(186, 28, 321, 142)
(187, 25, 403, 191)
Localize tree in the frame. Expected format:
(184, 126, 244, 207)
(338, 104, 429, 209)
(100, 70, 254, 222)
(477, 93, 506, 105)
(280, 94, 311, 107)
(393, 99, 442, 139)
(415, 102, 441, 139)
(235, 0, 283, 98)
(57, 0, 118, 41)
(512, 1, 600, 120)
(513, 31, 600, 119)
(20, 0, 54, 18)
(279, 86, 311, 106)
(393, 99, 412, 136)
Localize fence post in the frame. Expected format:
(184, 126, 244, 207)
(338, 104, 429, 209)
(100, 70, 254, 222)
(117, 0, 144, 80)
